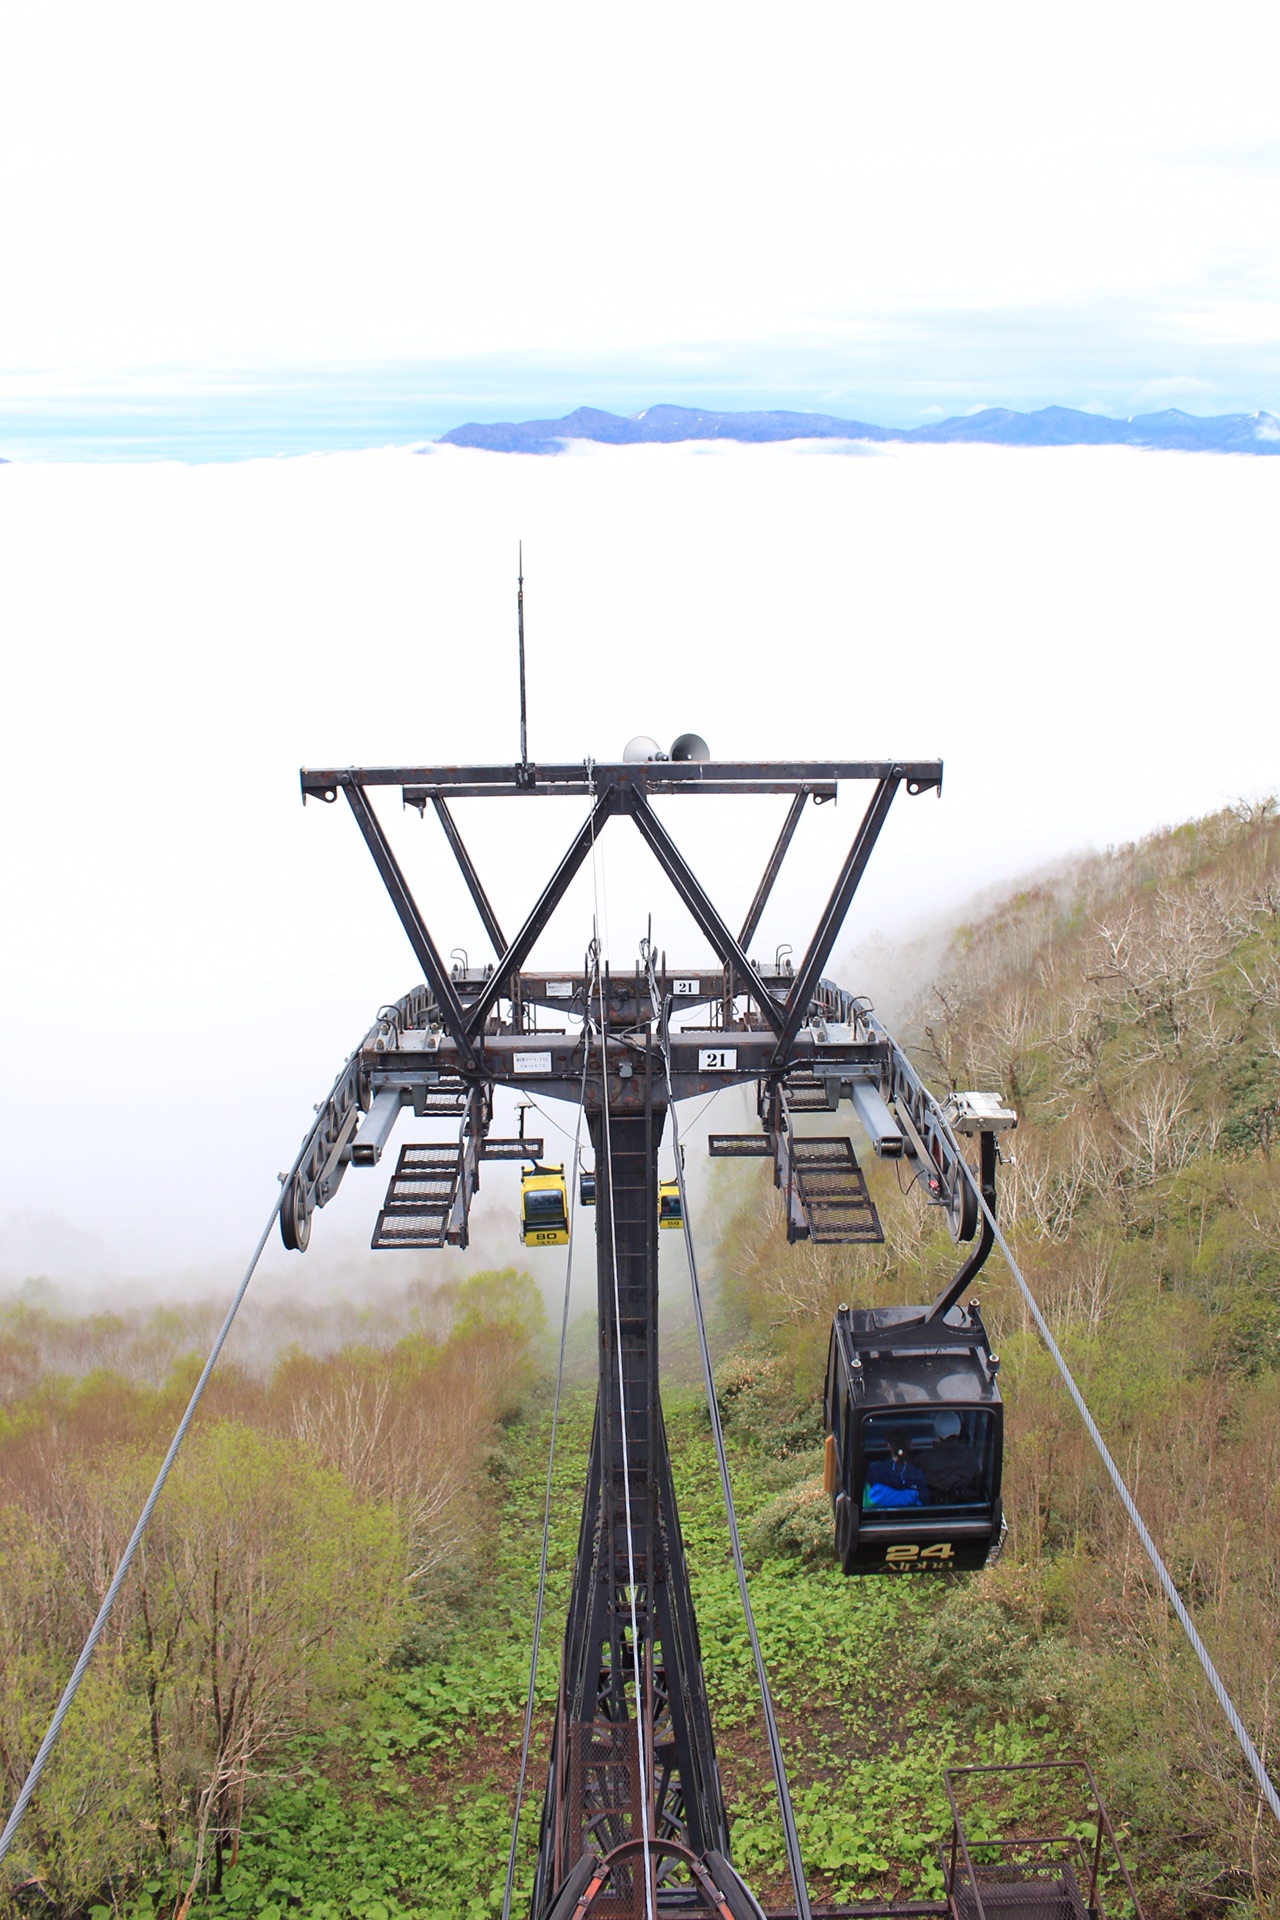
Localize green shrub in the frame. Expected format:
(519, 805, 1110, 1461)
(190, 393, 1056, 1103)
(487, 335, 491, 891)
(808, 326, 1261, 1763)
(715, 1344, 824, 1457)
(745, 1476, 837, 1567)
(759, 1445, 827, 1491)
(919, 1594, 1093, 1732)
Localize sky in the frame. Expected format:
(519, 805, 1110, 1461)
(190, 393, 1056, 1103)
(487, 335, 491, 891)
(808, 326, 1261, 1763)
(3, 3, 1280, 449)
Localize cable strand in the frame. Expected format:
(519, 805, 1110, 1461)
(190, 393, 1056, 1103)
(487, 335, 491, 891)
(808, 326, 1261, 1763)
(646, 950, 814, 1920)
(501, 1031, 591, 1920)
(929, 1085, 1280, 1829)
(0, 1192, 284, 1870)
(591, 820, 656, 1920)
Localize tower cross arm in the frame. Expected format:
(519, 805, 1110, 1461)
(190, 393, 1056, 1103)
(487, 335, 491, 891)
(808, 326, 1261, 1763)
(300, 759, 943, 799)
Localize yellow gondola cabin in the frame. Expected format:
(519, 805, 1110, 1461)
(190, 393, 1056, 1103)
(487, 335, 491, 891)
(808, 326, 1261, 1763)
(521, 1164, 570, 1246)
(658, 1180, 683, 1230)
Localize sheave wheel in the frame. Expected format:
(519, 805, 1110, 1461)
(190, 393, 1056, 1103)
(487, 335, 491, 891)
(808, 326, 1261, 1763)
(946, 1167, 979, 1242)
(280, 1177, 311, 1251)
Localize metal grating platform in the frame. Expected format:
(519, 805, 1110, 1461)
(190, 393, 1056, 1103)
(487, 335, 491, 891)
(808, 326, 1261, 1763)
(481, 1135, 545, 1159)
(939, 1761, 1143, 1920)
(421, 1077, 470, 1114)
(949, 1857, 1090, 1920)
(792, 1137, 883, 1243)
(371, 1142, 461, 1248)
(708, 1133, 773, 1157)
(781, 1074, 833, 1112)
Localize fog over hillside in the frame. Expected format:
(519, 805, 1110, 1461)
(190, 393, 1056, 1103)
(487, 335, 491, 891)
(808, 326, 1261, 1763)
(1, 440, 1275, 1296)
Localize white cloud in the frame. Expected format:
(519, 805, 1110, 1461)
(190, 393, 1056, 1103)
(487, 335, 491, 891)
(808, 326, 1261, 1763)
(1, 441, 1277, 1285)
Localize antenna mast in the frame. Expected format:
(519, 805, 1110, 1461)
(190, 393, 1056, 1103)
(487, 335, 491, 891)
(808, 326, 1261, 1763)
(517, 542, 528, 767)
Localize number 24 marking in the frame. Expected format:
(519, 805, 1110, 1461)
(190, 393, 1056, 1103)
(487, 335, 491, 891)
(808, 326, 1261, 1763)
(886, 1542, 954, 1562)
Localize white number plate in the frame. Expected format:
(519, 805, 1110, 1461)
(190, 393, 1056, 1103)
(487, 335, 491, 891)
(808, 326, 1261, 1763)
(546, 981, 573, 998)
(514, 1050, 553, 1074)
(674, 978, 701, 995)
(698, 1047, 737, 1071)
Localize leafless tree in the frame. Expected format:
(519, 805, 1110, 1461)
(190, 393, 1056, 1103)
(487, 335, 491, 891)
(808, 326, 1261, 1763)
(1115, 1072, 1207, 1184)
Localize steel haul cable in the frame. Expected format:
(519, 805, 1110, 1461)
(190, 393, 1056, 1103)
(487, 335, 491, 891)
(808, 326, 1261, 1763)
(918, 1071, 1280, 1829)
(0, 1191, 286, 1870)
(0, 1033, 409, 1871)
(645, 948, 815, 1920)
(590, 818, 657, 1920)
(500, 1017, 591, 1920)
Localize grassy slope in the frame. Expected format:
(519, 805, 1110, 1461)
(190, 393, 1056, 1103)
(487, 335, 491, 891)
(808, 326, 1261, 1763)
(718, 802, 1280, 1916)
(184, 1383, 1070, 1920)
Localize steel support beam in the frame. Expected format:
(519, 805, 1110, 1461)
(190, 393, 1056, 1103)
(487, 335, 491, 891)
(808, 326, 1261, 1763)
(428, 793, 507, 957)
(533, 1081, 732, 1918)
(343, 784, 478, 1069)
(462, 790, 616, 1038)
(302, 759, 943, 798)
(739, 787, 809, 952)
(627, 792, 787, 1039)
(771, 776, 901, 1062)
(295, 745, 958, 1914)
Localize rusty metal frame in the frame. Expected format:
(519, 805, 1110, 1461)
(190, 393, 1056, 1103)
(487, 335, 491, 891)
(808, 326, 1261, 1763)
(297, 751, 951, 1920)
(941, 1760, 1145, 1920)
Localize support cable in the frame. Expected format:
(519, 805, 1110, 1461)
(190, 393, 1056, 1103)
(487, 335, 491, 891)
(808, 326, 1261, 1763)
(521, 1091, 593, 1152)
(936, 1095, 1280, 1828)
(0, 1192, 285, 1871)
(589, 824, 656, 1919)
(645, 948, 815, 1920)
(529, 1082, 726, 1171)
(501, 1028, 592, 1920)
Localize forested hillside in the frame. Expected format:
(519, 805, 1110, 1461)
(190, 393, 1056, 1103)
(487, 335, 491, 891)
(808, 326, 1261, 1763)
(0, 1273, 544, 1914)
(2, 800, 1277, 1920)
(724, 797, 1280, 1910)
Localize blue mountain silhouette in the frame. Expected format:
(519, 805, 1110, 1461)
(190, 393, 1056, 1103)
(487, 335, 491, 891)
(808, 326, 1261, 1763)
(438, 403, 1280, 456)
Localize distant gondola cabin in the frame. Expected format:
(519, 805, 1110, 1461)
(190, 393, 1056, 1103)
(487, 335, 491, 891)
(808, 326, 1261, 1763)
(521, 1164, 570, 1247)
(824, 1303, 1004, 1575)
(658, 1180, 683, 1230)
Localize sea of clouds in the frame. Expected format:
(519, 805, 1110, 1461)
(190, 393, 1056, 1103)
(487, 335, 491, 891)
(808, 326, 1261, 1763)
(2, 439, 1275, 1304)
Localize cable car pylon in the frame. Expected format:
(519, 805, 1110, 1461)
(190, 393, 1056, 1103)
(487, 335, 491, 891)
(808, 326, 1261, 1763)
(282, 746, 957, 1912)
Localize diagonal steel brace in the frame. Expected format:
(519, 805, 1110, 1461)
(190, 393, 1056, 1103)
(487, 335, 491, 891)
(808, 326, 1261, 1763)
(343, 784, 479, 1070)
(462, 789, 617, 1039)
(627, 790, 787, 1038)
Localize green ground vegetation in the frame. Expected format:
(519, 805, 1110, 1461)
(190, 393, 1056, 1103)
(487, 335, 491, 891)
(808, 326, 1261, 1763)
(93, 1386, 1081, 1920)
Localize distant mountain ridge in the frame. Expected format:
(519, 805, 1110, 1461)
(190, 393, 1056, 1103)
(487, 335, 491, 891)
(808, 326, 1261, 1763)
(438, 402, 1280, 456)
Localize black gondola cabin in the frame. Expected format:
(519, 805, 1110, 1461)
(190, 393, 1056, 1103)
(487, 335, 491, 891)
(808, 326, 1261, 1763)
(824, 1302, 1004, 1575)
